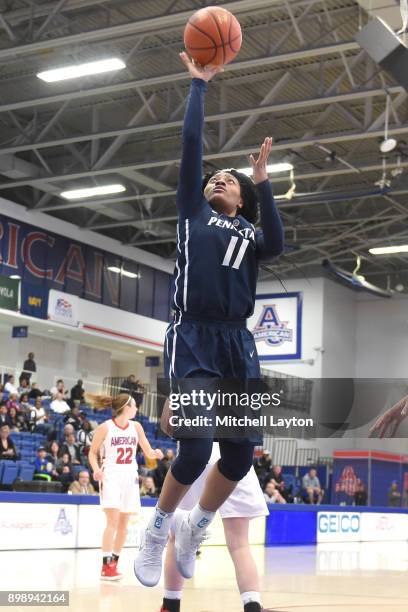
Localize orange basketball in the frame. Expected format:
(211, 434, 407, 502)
(184, 6, 242, 67)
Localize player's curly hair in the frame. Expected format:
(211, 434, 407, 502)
(202, 169, 258, 224)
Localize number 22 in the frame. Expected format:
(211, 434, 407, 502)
(116, 447, 133, 464)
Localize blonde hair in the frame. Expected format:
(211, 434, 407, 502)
(85, 393, 132, 415)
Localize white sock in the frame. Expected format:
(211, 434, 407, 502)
(241, 591, 261, 605)
(164, 590, 182, 600)
(148, 505, 174, 537)
(188, 503, 215, 531)
(102, 551, 112, 560)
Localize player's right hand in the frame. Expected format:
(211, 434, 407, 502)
(93, 468, 104, 482)
(179, 51, 223, 82)
(369, 395, 408, 438)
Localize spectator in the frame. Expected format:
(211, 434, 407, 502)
(55, 452, 74, 492)
(59, 432, 81, 464)
(302, 468, 324, 504)
(389, 481, 402, 507)
(46, 441, 60, 479)
(8, 406, 27, 432)
(152, 448, 174, 492)
(263, 481, 284, 504)
(19, 393, 31, 413)
(17, 377, 30, 395)
(264, 465, 292, 502)
(30, 397, 53, 437)
(50, 379, 69, 400)
(61, 423, 75, 441)
(28, 382, 43, 401)
(22, 352, 36, 383)
(254, 449, 272, 482)
(134, 379, 144, 408)
(0, 404, 13, 428)
(70, 379, 85, 405)
(77, 420, 93, 457)
(68, 470, 97, 495)
(137, 446, 148, 476)
(121, 374, 139, 399)
(140, 475, 157, 497)
(64, 405, 83, 431)
(50, 392, 70, 414)
(4, 375, 18, 396)
(0, 424, 18, 460)
(33, 446, 53, 480)
(6, 393, 19, 413)
(354, 480, 368, 506)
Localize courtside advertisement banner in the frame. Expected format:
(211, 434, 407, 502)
(248, 292, 302, 361)
(317, 511, 361, 543)
(48, 289, 79, 327)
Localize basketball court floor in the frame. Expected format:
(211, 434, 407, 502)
(1, 542, 407, 611)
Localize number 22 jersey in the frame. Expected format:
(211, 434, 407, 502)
(102, 418, 139, 471)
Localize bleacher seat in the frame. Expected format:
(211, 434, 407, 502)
(18, 465, 35, 481)
(2, 463, 18, 485)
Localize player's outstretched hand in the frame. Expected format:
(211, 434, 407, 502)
(93, 468, 104, 482)
(154, 449, 164, 460)
(369, 395, 408, 438)
(179, 51, 223, 82)
(250, 137, 273, 184)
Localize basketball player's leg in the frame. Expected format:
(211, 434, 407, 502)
(112, 512, 131, 557)
(101, 508, 122, 580)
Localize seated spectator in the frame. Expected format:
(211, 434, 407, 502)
(33, 446, 53, 480)
(264, 481, 286, 504)
(152, 448, 174, 492)
(61, 423, 75, 442)
(59, 432, 81, 464)
(50, 392, 70, 414)
(46, 441, 60, 480)
(389, 481, 402, 507)
(30, 397, 54, 437)
(6, 393, 19, 413)
(70, 379, 85, 405)
(50, 379, 69, 400)
(0, 403, 12, 428)
(0, 424, 18, 460)
(17, 377, 30, 395)
(140, 475, 157, 497)
(264, 465, 292, 503)
(302, 468, 324, 504)
(4, 375, 18, 395)
(55, 452, 74, 492)
(8, 406, 27, 432)
(19, 393, 31, 413)
(68, 470, 97, 495)
(354, 480, 368, 506)
(64, 405, 83, 431)
(254, 449, 272, 482)
(28, 382, 43, 401)
(77, 420, 93, 457)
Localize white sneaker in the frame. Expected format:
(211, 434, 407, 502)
(173, 510, 208, 579)
(134, 528, 167, 587)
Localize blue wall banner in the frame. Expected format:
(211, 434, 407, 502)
(0, 213, 171, 321)
(20, 283, 48, 319)
(248, 292, 302, 361)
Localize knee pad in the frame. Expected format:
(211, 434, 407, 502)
(217, 442, 255, 482)
(171, 438, 213, 485)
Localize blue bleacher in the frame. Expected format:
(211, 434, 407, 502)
(2, 463, 18, 485)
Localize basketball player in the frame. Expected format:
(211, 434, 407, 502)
(160, 443, 268, 612)
(88, 393, 163, 580)
(135, 52, 283, 587)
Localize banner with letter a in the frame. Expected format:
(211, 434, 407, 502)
(248, 292, 302, 361)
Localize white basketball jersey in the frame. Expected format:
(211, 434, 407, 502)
(102, 418, 139, 471)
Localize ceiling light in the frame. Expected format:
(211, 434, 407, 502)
(137, 350, 145, 354)
(380, 138, 397, 153)
(37, 58, 126, 82)
(239, 162, 294, 176)
(47, 329, 55, 333)
(10, 275, 21, 279)
(369, 245, 408, 255)
(60, 184, 125, 200)
(107, 266, 139, 279)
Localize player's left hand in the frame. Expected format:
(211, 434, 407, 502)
(369, 395, 408, 438)
(249, 137, 273, 184)
(154, 449, 164, 460)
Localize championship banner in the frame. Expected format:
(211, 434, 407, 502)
(48, 290, 79, 327)
(20, 283, 48, 319)
(0, 273, 19, 311)
(248, 292, 302, 361)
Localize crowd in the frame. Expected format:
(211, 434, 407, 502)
(0, 353, 166, 496)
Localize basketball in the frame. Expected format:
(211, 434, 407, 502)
(184, 6, 242, 66)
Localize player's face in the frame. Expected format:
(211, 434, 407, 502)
(125, 398, 137, 419)
(204, 171, 243, 216)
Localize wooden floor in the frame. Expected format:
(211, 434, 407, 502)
(1, 542, 408, 611)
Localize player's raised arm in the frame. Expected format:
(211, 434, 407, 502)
(251, 137, 284, 260)
(135, 421, 164, 460)
(177, 52, 223, 219)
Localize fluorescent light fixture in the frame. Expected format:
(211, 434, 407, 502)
(369, 245, 408, 255)
(37, 58, 126, 82)
(239, 162, 294, 176)
(60, 184, 125, 200)
(107, 266, 139, 279)
(137, 349, 145, 354)
(10, 275, 21, 279)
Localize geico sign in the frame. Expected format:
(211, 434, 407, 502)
(318, 513, 360, 533)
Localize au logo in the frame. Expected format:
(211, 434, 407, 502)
(54, 508, 72, 535)
(252, 304, 293, 347)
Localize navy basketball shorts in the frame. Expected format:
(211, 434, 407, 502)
(163, 312, 261, 485)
